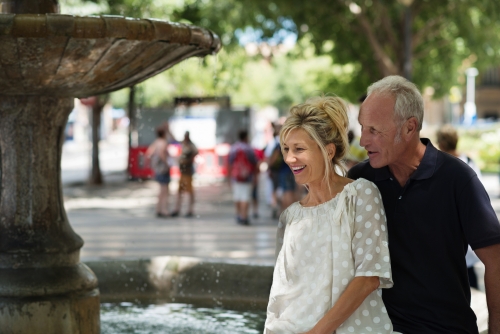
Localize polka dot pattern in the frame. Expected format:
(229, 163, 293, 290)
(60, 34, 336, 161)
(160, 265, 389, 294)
(266, 178, 393, 333)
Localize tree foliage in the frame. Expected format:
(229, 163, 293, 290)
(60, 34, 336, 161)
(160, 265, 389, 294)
(215, 0, 500, 99)
(61, 0, 339, 110)
(61, 0, 500, 105)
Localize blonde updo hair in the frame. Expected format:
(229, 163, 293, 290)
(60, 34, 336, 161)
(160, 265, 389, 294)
(280, 95, 350, 184)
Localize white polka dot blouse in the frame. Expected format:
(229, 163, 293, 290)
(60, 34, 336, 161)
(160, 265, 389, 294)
(265, 178, 393, 333)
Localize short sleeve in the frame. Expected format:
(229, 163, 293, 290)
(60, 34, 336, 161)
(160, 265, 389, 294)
(275, 211, 287, 259)
(351, 180, 393, 288)
(458, 175, 500, 250)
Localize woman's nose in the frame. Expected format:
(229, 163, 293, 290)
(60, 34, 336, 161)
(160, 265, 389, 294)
(285, 152, 295, 163)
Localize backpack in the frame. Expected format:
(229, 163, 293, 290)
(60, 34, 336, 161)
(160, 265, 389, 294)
(231, 149, 255, 182)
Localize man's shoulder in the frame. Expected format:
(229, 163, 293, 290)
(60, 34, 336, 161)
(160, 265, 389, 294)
(347, 160, 376, 181)
(436, 150, 477, 178)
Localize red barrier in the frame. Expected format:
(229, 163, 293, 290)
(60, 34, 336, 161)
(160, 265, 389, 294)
(128, 147, 153, 179)
(128, 144, 230, 180)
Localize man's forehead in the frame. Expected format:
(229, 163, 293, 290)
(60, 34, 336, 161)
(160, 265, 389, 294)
(359, 93, 395, 119)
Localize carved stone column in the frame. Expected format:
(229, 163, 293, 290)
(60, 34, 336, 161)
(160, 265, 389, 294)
(0, 1, 219, 331)
(0, 96, 99, 333)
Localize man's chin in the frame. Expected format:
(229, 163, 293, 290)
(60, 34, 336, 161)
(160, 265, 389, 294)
(368, 158, 384, 169)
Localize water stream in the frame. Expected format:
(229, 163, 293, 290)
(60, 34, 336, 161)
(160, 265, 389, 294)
(101, 302, 266, 333)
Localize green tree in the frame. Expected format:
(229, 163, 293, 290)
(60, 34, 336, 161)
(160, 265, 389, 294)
(192, 0, 500, 100)
(63, 0, 500, 102)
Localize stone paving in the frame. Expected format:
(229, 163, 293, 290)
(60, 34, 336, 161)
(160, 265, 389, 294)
(65, 173, 278, 265)
(65, 172, 500, 271)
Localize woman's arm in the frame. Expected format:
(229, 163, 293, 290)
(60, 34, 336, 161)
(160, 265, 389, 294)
(302, 276, 380, 334)
(158, 141, 168, 162)
(145, 141, 156, 158)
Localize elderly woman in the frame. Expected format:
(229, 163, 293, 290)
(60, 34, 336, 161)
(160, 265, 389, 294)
(264, 96, 393, 334)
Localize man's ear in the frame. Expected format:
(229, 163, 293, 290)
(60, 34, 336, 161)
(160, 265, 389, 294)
(404, 117, 418, 139)
(326, 143, 336, 159)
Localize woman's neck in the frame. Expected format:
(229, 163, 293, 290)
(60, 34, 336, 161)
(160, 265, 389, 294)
(301, 173, 352, 207)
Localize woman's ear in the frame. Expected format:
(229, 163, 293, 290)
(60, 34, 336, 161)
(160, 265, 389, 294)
(326, 143, 336, 159)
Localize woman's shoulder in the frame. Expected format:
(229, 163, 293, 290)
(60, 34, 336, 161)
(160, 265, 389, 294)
(278, 202, 305, 224)
(347, 178, 381, 196)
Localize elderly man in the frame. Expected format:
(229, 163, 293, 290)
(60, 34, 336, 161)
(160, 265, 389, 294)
(348, 75, 500, 334)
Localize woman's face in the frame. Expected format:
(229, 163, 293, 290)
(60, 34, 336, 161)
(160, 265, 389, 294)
(282, 128, 330, 187)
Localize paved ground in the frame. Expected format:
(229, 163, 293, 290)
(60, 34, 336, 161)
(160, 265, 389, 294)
(64, 169, 500, 286)
(65, 173, 279, 265)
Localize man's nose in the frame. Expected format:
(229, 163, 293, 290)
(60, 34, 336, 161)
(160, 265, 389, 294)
(359, 132, 368, 148)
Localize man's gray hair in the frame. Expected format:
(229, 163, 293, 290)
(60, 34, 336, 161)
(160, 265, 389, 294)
(367, 75, 424, 131)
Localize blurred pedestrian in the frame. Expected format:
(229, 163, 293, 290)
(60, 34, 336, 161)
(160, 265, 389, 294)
(228, 130, 258, 225)
(437, 124, 483, 289)
(146, 124, 172, 218)
(268, 138, 297, 215)
(252, 147, 265, 219)
(171, 131, 198, 218)
(265, 122, 281, 218)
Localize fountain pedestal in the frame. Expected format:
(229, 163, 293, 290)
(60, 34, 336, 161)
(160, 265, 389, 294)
(0, 7, 220, 333)
(0, 96, 99, 333)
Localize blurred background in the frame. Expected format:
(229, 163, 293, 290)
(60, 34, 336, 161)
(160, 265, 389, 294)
(59, 0, 500, 185)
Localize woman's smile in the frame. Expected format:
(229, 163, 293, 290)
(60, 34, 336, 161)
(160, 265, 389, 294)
(291, 165, 306, 174)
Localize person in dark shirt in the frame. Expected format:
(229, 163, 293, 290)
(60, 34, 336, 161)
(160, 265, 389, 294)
(348, 75, 500, 334)
(171, 131, 198, 218)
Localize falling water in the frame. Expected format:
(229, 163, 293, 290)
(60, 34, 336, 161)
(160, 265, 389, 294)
(100, 302, 265, 333)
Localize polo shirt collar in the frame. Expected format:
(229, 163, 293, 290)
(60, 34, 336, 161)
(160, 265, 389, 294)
(373, 138, 437, 181)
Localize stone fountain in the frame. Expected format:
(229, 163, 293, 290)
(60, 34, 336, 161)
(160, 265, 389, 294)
(0, 1, 220, 332)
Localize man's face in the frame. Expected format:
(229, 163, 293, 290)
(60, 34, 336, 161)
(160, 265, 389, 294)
(358, 93, 405, 169)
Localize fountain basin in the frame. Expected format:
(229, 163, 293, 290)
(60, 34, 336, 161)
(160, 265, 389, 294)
(85, 256, 273, 310)
(0, 14, 220, 97)
(85, 256, 489, 333)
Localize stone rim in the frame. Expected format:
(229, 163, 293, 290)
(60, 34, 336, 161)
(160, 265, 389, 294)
(0, 14, 221, 97)
(0, 14, 221, 51)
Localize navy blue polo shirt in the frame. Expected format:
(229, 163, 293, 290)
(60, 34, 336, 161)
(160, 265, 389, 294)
(348, 138, 500, 334)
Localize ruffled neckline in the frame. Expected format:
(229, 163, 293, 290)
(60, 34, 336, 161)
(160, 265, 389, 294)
(296, 179, 359, 209)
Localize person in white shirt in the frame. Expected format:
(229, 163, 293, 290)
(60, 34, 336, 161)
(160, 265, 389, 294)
(265, 96, 393, 334)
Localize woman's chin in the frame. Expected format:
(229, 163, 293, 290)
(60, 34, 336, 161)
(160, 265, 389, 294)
(293, 177, 306, 186)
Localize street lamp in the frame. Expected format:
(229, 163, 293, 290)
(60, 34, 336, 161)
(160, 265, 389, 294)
(463, 67, 479, 125)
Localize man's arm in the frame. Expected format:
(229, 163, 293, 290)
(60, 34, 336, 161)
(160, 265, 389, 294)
(475, 243, 500, 333)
